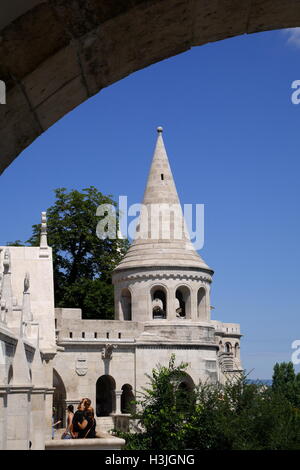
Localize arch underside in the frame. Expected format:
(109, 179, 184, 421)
(53, 368, 67, 428)
(0, 0, 299, 174)
(96, 374, 116, 417)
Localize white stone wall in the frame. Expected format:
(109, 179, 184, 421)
(0, 246, 55, 450)
(135, 345, 218, 392)
(0, 246, 56, 351)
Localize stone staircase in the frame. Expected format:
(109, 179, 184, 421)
(96, 416, 115, 434)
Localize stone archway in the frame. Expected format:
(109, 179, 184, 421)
(175, 285, 191, 319)
(53, 369, 66, 428)
(96, 374, 116, 417)
(151, 287, 167, 319)
(1, 0, 300, 174)
(175, 372, 195, 412)
(121, 384, 135, 414)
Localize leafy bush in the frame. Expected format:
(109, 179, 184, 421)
(116, 356, 300, 450)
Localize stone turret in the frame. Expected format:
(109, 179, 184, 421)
(1, 249, 13, 314)
(112, 128, 214, 323)
(39, 212, 49, 258)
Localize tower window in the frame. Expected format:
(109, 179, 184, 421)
(106, 332, 109, 339)
(152, 288, 167, 319)
(175, 286, 191, 319)
(69, 332, 73, 338)
(118, 333, 121, 339)
(161, 174, 164, 180)
(94, 332, 97, 339)
(82, 332, 85, 339)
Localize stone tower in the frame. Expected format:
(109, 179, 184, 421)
(112, 127, 214, 325)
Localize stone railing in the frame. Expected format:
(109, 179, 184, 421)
(45, 431, 125, 450)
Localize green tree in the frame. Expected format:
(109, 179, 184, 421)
(187, 377, 300, 450)
(119, 355, 197, 450)
(10, 187, 128, 319)
(116, 357, 300, 450)
(272, 361, 300, 408)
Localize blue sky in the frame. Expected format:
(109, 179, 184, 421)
(1, 28, 300, 379)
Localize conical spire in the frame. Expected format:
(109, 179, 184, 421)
(142, 126, 181, 206)
(114, 127, 212, 272)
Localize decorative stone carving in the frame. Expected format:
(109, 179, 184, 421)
(24, 272, 30, 293)
(1, 249, 13, 312)
(3, 249, 11, 274)
(0, 299, 6, 324)
(22, 272, 33, 322)
(113, 271, 212, 284)
(75, 356, 88, 376)
(101, 344, 117, 360)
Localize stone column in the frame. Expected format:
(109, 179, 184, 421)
(206, 288, 211, 321)
(44, 391, 55, 440)
(30, 389, 46, 449)
(6, 334, 32, 450)
(191, 288, 198, 322)
(115, 390, 122, 414)
(167, 286, 176, 320)
(0, 388, 8, 450)
(42, 353, 56, 441)
(6, 386, 32, 450)
(39, 212, 50, 258)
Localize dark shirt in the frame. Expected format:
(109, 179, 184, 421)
(77, 411, 96, 439)
(72, 410, 84, 433)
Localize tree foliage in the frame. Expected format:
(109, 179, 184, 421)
(9, 187, 129, 319)
(272, 361, 300, 408)
(117, 357, 300, 450)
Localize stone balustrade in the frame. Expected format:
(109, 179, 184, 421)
(45, 432, 125, 450)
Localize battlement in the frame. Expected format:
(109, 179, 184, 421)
(211, 320, 241, 336)
(55, 308, 143, 342)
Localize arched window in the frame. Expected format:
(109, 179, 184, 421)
(197, 287, 206, 320)
(225, 342, 232, 353)
(175, 286, 191, 319)
(151, 287, 167, 319)
(121, 384, 135, 414)
(96, 375, 116, 417)
(175, 373, 195, 412)
(120, 288, 132, 321)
